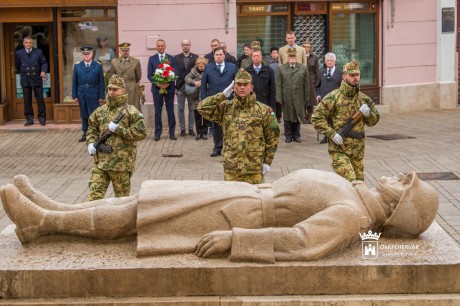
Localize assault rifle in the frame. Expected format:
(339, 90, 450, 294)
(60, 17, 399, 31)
(92, 107, 126, 155)
(336, 97, 377, 152)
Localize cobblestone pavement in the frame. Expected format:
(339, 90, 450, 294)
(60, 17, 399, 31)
(0, 109, 459, 244)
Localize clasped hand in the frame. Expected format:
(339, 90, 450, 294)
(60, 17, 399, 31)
(194, 230, 232, 258)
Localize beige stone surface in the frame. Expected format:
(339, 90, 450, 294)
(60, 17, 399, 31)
(0, 222, 458, 299)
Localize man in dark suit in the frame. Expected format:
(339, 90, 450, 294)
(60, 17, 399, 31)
(316, 52, 342, 101)
(147, 39, 178, 141)
(245, 49, 276, 110)
(174, 39, 199, 137)
(15, 36, 48, 126)
(200, 47, 237, 157)
(219, 41, 237, 66)
(71, 46, 105, 142)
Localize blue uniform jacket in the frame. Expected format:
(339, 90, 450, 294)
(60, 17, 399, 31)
(147, 53, 177, 93)
(15, 48, 48, 87)
(200, 61, 237, 100)
(71, 61, 105, 119)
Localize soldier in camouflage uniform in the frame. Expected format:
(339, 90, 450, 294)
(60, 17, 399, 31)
(198, 68, 280, 184)
(312, 60, 379, 181)
(86, 74, 147, 200)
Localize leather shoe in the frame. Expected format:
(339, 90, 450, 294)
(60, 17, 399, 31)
(285, 137, 292, 143)
(154, 136, 160, 141)
(189, 130, 196, 136)
(180, 130, 186, 137)
(170, 136, 177, 140)
(78, 134, 86, 142)
(210, 150, 221, 157)
(24, 121, 34, 126)
(195, 134, 202, 141)
(294, 137, 301, 143)
(202, 134, 208, 140)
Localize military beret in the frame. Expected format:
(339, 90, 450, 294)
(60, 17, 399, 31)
(107, 74, 126, 89)
(343, 60, 361, 74)
(234, 68, 252, 84)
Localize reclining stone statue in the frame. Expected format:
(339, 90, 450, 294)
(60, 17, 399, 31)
(0, 169, 438, 263)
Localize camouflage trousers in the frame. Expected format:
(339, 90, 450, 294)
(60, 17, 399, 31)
(330, 141, 365, 181)
(88, 167, 132, 201)
(224, 172, 264, 184)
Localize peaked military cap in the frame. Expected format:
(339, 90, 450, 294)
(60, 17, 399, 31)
(251, 40, 261, 50)
(234, 68, 252, 83)
(343, 60, 361, 74)
(107, 74, 126, 89)
(287, 47, 297, 56)
(80, 46, 94, 54)
(118, 42, 131, 50)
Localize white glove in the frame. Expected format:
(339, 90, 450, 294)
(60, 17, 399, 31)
(359, 104, 371, 118)
(108, 121, 119, 133)
(88, 143, 96, 155)
(223, 81, 235, 98)
(332, 133, 343, 145)
(262, 164, 271, 175)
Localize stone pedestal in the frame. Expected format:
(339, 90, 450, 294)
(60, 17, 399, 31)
(0, 222, 458, 305)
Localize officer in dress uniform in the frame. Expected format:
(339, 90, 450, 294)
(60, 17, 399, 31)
(108, 42, 142, 112)
(72, 46, 105, 142)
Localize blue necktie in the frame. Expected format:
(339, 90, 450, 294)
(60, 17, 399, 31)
(255, 67, 260, 74)
(217, 64, 222, 73)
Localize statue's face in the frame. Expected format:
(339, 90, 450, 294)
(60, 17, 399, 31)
(377, 174, 408, 200)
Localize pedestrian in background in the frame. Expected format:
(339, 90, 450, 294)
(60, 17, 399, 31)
(276, 47, 310, 143)
(237, 43, 251, 68)
(204, 38, 220, 64)
(109, 42, 142, 112)
(268, 47, 282, 123)
(175, 39, 199, 137)
(219, 41, 237, 65)
(15, 35, 48, 126)
(312, 60, 380, 182)
(185, 57, 209, 140)
(316, 52, 342, 102)
(198, 68, 280, 184)
(279, 31, 306, 65)
(72, 46, 105, 142)
(86, 74, 147, 201)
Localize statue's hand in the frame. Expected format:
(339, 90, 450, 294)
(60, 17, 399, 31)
(195, 230, 232, 258)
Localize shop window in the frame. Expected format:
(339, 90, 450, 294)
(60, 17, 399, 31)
(60, 8, 116, 102)
(237, 15, 287, 57)
(331, 1, 377, 85)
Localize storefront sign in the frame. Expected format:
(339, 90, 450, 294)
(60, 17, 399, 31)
(241, 4, 288, 14)
(331, 3, 369, 11)
(442, 7, 454, 33)
(77, 21, 98, 31)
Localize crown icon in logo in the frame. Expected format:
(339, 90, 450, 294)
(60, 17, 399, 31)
(359, 230, 381, 241)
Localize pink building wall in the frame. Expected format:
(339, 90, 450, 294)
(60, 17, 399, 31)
(382, 0, 437, 86)
(117, 0, 237, 103)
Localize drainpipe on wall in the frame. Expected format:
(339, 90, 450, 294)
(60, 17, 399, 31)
(224, 0, 230, 34)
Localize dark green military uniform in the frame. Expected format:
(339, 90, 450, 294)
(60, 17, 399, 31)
(87, 75, 147, 200)
(312, 60, 379, 181)
(198, 69, 280, 184)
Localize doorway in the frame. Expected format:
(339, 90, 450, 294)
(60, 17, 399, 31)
(4, 23, 54, 120)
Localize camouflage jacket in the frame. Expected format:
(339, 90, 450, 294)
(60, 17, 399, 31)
(87, 93, 147, 172)
(198, 92, 280, 174)
(311, 81, 380, 152)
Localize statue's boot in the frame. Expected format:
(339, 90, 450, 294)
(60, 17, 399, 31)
(13, 174, 138, 211)
(1, 184, 137, 245)
(1, 184, 48, 244)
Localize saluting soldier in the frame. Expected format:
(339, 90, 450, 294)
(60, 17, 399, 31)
(108, 42, 142, 112)
(198, 68, 280, 184)
(86, 74, 147, 201)
(72, 46, 105, 142)
(312, 60, 380, 182)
